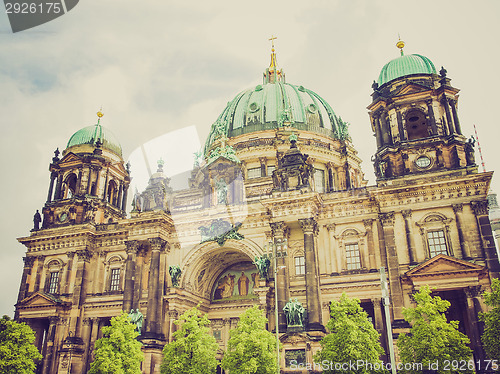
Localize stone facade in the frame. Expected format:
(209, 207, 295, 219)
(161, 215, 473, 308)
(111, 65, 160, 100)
(15, 46, 500, 374)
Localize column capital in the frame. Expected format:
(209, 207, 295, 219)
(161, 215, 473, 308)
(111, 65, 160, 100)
(379, 212, 395, 227)
(76, 249, 92, 262)
(401, 210, 412, 219)
(269, 221, 289, 238)
(471, 200, 489, 216)
(23, 256, 36, 267)
(299, 217, 318, 235)
(452, 203, 464, 213)
(125, 240, 140, 254)
(464, 285, 483, 298)
(148, 237, 168, 252)
(363, 219, 374, 230)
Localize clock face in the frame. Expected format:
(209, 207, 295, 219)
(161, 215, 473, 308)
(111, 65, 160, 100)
(59, 212, 68, 222)
(415, 156, 431, 168)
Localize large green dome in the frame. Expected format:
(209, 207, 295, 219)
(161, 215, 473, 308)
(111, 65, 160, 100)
(66, 123, 122, 156)
(377, 53, 436, 86)
(204, 81, 349, 154)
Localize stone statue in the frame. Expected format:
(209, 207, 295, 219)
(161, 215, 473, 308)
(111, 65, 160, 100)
(128, 309, 144, 335)
(33, 210, 42, 231)
(465, 136, 476, 166)
(283, 298, 305, 327)
(215, 178, 228, 205)
(169, 265, 182, 287)
(253, 255, 271, 279)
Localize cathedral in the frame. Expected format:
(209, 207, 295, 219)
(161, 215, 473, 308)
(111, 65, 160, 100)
(15, 40, 500, 374)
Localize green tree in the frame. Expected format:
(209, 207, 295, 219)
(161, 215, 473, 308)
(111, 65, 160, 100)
(161, 306, 218, 374)
(314, 293, 385, 374)
(221, 305, 278, 374)
(0, 315, 42, 374)
(88, 312, 144, 374)
(397, 285, 473, 374)
(480, 278, 500, 360)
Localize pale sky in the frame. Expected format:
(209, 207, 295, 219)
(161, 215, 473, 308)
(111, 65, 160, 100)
(1, 0, 499, 317)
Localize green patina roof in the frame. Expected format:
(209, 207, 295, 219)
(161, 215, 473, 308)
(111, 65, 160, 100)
(66, 123, 122, 156)
(377, 53, 436, 86)
(204, 81, 349, 154)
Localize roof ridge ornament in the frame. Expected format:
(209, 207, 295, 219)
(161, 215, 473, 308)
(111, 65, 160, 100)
(396, 35, 405, 56)
(264, 36, 285, 84)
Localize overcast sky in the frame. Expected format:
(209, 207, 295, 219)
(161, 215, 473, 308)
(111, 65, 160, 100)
(0, 1, 499, 317)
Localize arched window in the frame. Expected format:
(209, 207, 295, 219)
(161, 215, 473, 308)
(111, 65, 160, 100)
(44, 259, 63, 294)
(416, 213, 454, 259)
(405, 109, 431, 140)
(107, 180, 118, 206)
(63, 173, 78, 199)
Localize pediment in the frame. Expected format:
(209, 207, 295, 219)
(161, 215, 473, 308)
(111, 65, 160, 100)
(59, 152, 82, 164)
(405, 254, 485, 279)
(393, 83, 430, 97)
(17, 292, 66, 308)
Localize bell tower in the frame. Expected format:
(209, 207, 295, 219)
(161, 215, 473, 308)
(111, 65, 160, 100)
(368, 40, 476, 182)
(42, 111, 130, 228)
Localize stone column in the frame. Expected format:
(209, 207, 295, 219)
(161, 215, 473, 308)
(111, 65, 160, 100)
(33, 255, 45, 292)
(363, 219, 377, 270)
(62, 251, 75, 295)
(86, 166, 93, 195)
(17, 256, 35, 303)
(379, 212, 404, 320)
(46, 172, 57, 203)
(269, 221, 289, 331)
(380, 113, 393, 146)
(396, 108, 405, 142)
(54, 172, 63, 200)
(102, 168, 109, 201)
(259, 157, 267, 177)
(471, 201, 500, 277)
(441, 95, 455, 134)
(402, 210, 417, 265)
(449, 98, 462, 135)
(452, 204, 470, 259)
(371, 298, 388, 361)
(327, 162, 334, 192)
(426, 100, 438, 135)
(117, 182, 124, 208)
(299, 218, 323, 331)
(41, 316, 59, 374)
(71, 249, 92, 337)
(373, 115, 383, 148)
(123, 240, 140, 312)
(82, 317, 93, 372)
(145, 237, 167, 337)
(92, 167, 101, 196)
(76, 167, 83, 196)
(121, 184, 129, 211)
(464, 286, 485, 364)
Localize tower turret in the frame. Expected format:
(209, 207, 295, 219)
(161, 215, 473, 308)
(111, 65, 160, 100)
(368, 40, 475, 183)
(41, 111, 130, 228)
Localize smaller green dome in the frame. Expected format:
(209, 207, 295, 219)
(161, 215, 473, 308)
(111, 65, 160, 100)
(377, 54, 436, 86)
(66, 123, 122, 156)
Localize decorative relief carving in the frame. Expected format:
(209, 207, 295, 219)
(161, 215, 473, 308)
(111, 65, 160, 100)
(270, 221, 289, 238)
(76, 249, 92, 262)
(23, 256, 36, 267)
(464, 285, 483, 298)
(471, 200, 489, 216)
(298, 218, 318, 235)
(379, 212, 395, 227)
(452, 203, 463, 213)
(362, 219, 373, 230)
(401, 210, 412, 219)
(148, 237, 168, 252)
(125, 240, 140, 254)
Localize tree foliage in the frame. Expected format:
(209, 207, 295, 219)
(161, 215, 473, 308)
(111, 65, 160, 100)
(314, 293, 385, 374)
(397, 285, 473, 374)
(88, 312, 144, 374)
(480, 278, 500, 360)
(0, 315, 42, 374)
(221, 305, 278, 374)
(161, 306, 218, 374)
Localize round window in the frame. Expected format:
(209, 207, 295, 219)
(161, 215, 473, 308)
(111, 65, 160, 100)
(415, 156, 431, 168)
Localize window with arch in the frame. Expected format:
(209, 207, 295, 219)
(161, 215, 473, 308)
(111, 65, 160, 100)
(107, 180, 118, 206)
(294, 256, 305, 275)
(416, 213, 453, 259)
(345, 243, 361, 270)
(339, 228, 366, 272)
(314, 168, 325, 193)
(405, 109, 430, 140)
(105, 255, 124, 293)
(63, 173, 78, 199)
(44, 259, 63, 294)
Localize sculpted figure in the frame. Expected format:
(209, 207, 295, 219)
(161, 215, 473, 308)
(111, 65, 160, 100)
(283, 298, 305, 327)
(169, 265, 182, 287)
(128, 309, 144, 335)
(33, 210, 42, 230)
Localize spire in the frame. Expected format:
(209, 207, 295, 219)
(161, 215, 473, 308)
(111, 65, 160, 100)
(97, 107, 104, 124)
(263, 35, 285, 84)
(269, 35, 278, 70)
(396, 35, 405, 56)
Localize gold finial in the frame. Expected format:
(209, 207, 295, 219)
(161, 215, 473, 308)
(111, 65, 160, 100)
(396, 34, 405, 56)
(268, 35, 278, 69)
(97, 107, 104, 124)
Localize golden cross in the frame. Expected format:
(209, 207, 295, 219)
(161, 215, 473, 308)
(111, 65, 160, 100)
(269, 35, 277, 49)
